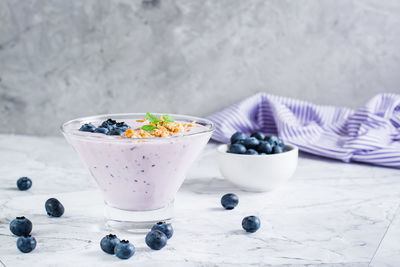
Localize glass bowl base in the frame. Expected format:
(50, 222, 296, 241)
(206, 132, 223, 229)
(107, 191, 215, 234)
(104, 201, 173, 233)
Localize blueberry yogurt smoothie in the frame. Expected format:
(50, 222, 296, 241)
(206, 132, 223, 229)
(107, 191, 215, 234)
(61, 113, 214, 216)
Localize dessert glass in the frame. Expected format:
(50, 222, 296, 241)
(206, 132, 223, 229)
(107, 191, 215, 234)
(61, 113, 215, 229)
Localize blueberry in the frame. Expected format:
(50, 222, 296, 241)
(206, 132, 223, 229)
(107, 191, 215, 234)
(145, 230, 167, 250)
(108, 128, 124, 136)
(94, 127, 109, 134)
(114, 240, 135, 259)
(242, 216, 261, 233)
(10, 216, 32, 236)
(230, 132, 247, 144)
(79, 123, 96, 132)
(228, 144, 246, 154)
(221, 193, 239, 210)
(17, 177, 32, 191)
(101, 119, 117, 130)
(250, 131, 265, 140)
(265, 135, 279, 146)
(151, 222, 174, 239)
(100, 234, 120, 254)
(277, 139, 285, 148)
(245, 149, 258, 155)
(45, 198, 64, 217)
(17, 235, 36, 253)
(116, 122, 130, 131)
(256, 141, 272, 154)
(273, 145, 283, 154)
(243, 137, 260, 149)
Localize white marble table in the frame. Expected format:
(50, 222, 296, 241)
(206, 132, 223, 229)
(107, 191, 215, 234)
(0, 134, 399, 266)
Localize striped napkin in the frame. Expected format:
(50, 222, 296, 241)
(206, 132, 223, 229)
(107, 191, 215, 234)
(208, 93, 400, 168)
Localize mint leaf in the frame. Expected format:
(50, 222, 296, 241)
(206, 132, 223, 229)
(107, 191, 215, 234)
(162, 114, 174, 123)
(142, 125, 157, 132)
(145, 112, 161, 124)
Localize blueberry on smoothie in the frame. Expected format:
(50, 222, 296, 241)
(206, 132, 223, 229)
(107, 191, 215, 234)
(116, 122, 130, 131)
(10, 216, 32, 236)
(17, 177, 32, 191)
(273, 145, 283, 154)
(242, 216, 261, 233)
(17, 235, 36, 253)
(108, 128, 124, 136)
(221, 193, 239, 210)
(101, 119, 117, 130)
(145, 230, 168, 250)
(100, 234, 120, 254)
(228, 144, 246, 154)
(94, 127, 109, 134)
(230, 132, 247, 144)
(79, 123, 96, 132)
(245, 149, 258, 155)
(114, 240, 135, 259)
(250, 131, 265, 141)
(45, 198, 65, 217)
(243, 137, 260, 149)
(256, 141, 272, 154)
(151, 222, 174, 239)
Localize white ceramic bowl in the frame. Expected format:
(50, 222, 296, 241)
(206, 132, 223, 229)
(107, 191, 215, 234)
(217, 144, 298, 192)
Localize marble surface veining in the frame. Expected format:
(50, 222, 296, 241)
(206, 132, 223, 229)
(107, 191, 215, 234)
(0, 135, 400, 266)
(1, 0, 400, 135)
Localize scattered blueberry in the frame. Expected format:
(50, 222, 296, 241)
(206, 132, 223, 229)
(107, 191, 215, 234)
(145, 230, 168, 250)
(108, 128, 124, 136)
(94, 127, 109, 134)
(228, 144, 246, 154)
(230, 132, 247, 144)
(79, 123, 96, 132)
(17, 235, 36, 253)
(17, 177, 32, 191)
(243, 137, 260, 149)
(245, 149, 258, 155)
(114, 240, 135, 259)
(242, 216, 261, 233)
(250, 131, 265, 140)
(273, 145, 283, 154)
(221, 193, 239, 210)
(256, 141, 272, 154)
(100, 234, 120, 254)
(10, 217, 32, 236)
(45, 198, 64, 217)
(151, 222, 174, 239)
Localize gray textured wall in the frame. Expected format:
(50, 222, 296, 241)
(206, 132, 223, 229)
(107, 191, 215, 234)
(1, 0, 400, 136)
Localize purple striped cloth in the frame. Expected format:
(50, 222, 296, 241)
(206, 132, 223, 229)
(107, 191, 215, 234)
(207, 93, 400, 168)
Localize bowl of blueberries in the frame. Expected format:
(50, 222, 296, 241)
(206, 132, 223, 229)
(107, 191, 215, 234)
(217, 131, 298, 192)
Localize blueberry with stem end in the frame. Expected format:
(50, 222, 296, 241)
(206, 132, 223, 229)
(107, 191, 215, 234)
(114, 240, 135, 259)
(100, 234, 120, 254)
(151, 222, 174, 239)
(10, 216, 32, 236)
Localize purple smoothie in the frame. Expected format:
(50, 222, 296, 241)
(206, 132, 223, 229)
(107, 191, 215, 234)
(62, 116, 213, 211)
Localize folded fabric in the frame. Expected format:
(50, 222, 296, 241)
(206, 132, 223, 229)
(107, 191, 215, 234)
(207, 93, 400, 168)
